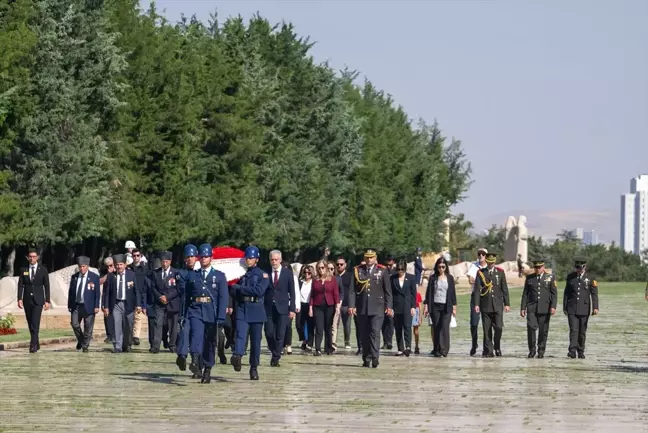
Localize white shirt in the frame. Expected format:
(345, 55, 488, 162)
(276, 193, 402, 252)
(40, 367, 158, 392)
(293, 275, 300, 310)
(299, 279, 312, 304)
(76, 272, 87, 303)
(467, 261, 483, 289)
(271, 266, 282, 283)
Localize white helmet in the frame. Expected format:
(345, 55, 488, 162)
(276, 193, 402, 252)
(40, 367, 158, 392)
(125, 240, 136, 249)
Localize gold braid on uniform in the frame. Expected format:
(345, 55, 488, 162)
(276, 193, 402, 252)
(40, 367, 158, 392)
(477, 270, 493, 296)
(354, 266, 370, 293)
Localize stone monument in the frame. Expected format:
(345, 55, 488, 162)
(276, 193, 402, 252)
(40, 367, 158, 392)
(503, 215, 528, 263)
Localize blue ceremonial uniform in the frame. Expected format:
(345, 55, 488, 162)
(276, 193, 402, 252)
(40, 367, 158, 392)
(232, 265, 270, 371)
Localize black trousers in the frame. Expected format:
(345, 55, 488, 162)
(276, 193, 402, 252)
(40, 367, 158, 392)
(381, 313, 393, 347)
(24, 297, 43, 350)
(431, 303, 452, 354)
(527, 313, 551, 352)
(354, 315, 362, 349)
(285, 316, 293, 347)
(393, 313, 412, 352)
(358, 314, 384, 362)
(568, 314, 589, 354)
(150, 305, 167, 351)
(104, 313, 115, 342)
(71, 304, 96, 349)
(481, 310, 503, 355)
(296, 302, 314, 347)
(340, 306, 352, 345)
(313, 303, 335, 353)
(470, 308, 481, 350)
(263, 304, 289, 360)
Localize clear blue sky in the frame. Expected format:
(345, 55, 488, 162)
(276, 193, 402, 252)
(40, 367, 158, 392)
(145, 0, 648, 242)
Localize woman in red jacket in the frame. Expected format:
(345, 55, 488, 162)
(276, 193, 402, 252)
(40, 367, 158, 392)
(309, 260, 340, 355)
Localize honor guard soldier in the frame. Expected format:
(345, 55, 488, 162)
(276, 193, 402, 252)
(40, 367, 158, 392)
(563, 258, 599, 359)
(520, 259, 557, 358)
(472, 252, 510, 357)
(175, 244, 199, 375)
(348, 248, 393, 368)
(179, 244, 228, 383)
(230, 246, 270, 380)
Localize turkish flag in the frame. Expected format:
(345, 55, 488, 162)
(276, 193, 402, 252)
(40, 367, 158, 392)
(211, 246, 246, 286)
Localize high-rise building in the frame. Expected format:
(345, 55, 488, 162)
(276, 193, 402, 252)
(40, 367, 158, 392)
(582, 230, 598, 246)
(620, 174, 648, 255)
(569, 228, 584, 240)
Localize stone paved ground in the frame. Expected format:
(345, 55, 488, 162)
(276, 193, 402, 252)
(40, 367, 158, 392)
(1, 283, 646, 433)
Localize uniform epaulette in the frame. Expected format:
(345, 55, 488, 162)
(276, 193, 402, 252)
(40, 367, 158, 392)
(495, 266, 504, 272)
(377, 264, 386, 269)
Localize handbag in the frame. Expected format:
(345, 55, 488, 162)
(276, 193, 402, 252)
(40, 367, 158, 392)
(450, 315, 457, 328)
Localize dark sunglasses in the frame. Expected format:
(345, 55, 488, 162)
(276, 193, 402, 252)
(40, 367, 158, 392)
(336, 263, 345, 266)
(438, 265, 446, 269)
(477, 252, 486, 256)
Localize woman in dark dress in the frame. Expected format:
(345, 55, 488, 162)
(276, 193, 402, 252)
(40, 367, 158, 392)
(424, 256, 457, 357)
(390, 260, 418, 357)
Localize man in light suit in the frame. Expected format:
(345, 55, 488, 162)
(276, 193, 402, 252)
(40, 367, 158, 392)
(106, 254, 142, 353)
(68, 256, 101, 352)
(264, 250, 296, 367)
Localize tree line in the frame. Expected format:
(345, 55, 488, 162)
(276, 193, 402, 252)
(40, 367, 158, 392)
(0, 0, 472, 274)
(448, 216, 648, 282)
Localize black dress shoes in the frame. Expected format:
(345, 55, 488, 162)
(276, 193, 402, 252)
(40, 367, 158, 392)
(250, 368, 259, 380)
(201, 367, 212, 384)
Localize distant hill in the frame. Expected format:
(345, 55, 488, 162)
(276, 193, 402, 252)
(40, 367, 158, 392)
(469, 208, 618, 245)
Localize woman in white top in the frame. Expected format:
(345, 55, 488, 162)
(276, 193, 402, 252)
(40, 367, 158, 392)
(296, 265, 314, 351)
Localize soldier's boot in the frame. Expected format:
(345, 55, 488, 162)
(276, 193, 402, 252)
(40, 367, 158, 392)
(189, 353, 201, 376)
(231, 354, 242, 372)
(176, 355, 187, 371)
(250, 367, 259, 381)
(201, 367, 212, 384)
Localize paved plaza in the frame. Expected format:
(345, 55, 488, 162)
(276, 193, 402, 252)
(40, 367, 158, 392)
(1, 284, 646, 432)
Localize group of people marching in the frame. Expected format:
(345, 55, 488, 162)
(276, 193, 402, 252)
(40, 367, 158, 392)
(15, 243, 602, 383)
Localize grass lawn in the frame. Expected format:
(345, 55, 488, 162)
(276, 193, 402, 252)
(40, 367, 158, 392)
(0, 329, 74, 344)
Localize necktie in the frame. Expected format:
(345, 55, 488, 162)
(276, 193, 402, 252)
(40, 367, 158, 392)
(76, 274, 85, 303)
(163, 270, 167, 280)
(274, 270, 278, 285)
(30, 266, 35, 281)
(119, 275, 125, 300)
(202, 270, 206, 280)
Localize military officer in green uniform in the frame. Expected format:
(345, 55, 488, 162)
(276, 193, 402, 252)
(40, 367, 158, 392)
(348, 248, 393, 368)
(563, 258, 599, 359)
(520, 259, 557, 358)
(472, 252, 510, 357)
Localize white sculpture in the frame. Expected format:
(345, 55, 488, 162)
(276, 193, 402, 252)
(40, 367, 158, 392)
(516, 215, 528, 263)
(503, 215, 528, 263)
(504, 216, 518, 261)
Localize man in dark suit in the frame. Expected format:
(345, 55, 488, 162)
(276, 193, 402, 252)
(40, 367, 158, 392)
(100, 257, 116, 344)
(149, 251, 181, 353)
(473, 252, 510, 358)
(391, 260, 417, 356)
(17, 248, 51, 353)
(264, 250, 296, 367)
(563, 258, 599, 359)
(381, 255, 396, 350)
(128, 248, 149, 346)
(68, 256, 101, 352)
(106, 254, 142, 353)
(520, 259, 557, 358)
(348, 248, 393, 368)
